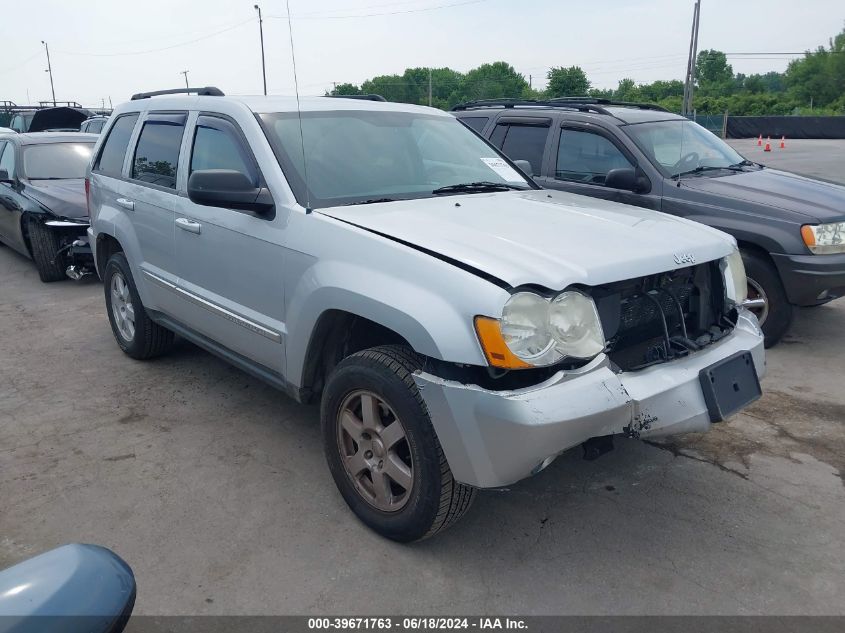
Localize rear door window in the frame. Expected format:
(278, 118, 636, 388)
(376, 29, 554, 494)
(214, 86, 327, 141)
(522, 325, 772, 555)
(556, 128, 633, 185)
(458, 116, 489, 134)
(490, 123, 549, 175)
(94, 113, 139, 178)
(131, 113, 187, 189)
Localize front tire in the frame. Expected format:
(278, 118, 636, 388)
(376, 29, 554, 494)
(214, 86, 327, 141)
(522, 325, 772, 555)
(103, 252, 174, 359)
(27, 217, 67, 282)
(741, 249, 793, 347)
(321, 345, 475, 542)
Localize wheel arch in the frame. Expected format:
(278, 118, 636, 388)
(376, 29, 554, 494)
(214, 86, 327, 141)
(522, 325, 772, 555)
(95, 232, 125, 279)
(297, 309, 417, 403)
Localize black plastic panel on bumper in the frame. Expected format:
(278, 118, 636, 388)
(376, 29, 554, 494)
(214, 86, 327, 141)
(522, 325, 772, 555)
(771, 252, 845, 306)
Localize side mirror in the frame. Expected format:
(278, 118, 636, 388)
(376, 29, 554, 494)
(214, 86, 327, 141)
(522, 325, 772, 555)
(0, 544, 135, 632)
(187, 169, 274, 215)
(513, 159, 533, 176)
(0, 169, 11, 182)
(605, 167, 637, 191)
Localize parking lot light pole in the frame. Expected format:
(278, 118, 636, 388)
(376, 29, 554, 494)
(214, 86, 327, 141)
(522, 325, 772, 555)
(41, 41, 56, 105)
(255, 4, 267, 95)
(180, 70, 190, 88)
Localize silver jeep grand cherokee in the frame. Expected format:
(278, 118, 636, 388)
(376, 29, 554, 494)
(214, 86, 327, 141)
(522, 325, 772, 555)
(86, 87, 764, 542)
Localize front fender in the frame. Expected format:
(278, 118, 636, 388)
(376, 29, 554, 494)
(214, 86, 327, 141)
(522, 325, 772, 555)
(285, 259, 501, 389)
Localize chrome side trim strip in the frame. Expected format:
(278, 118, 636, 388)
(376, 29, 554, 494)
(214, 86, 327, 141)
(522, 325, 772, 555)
(141, 270, 282, 343)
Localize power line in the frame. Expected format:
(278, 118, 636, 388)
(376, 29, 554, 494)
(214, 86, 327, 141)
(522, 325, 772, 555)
(266, 0, 487, 20)
(57, 18, 255, 57)
(0, 50, 43, 76)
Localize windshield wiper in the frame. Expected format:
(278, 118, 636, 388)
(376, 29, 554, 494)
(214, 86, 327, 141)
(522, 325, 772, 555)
(730, 159, 762, 169)
(432, 181, 527, 195)
(673, 165, 743, 179)
(345, 197, 397, 206)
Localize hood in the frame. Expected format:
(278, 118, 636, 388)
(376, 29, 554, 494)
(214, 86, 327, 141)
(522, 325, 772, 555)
(318, 189, 734, 289)
(680, 168, 845, 222)
(28, 107, 93, 132)
(24, 179, 88, 219)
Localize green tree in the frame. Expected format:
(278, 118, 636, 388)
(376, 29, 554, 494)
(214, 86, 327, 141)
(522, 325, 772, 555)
(613, 78, 639, 101)
(457, 62, 529, 102)
(545, 66, 590, 97)
(638, 79, 684, 102)
(587, 87, 614, 100)
(785, 24, 845, 108)
(361, 74, 409, 103)
(695, 49, 734, 96)
(328, 83, 362, 96)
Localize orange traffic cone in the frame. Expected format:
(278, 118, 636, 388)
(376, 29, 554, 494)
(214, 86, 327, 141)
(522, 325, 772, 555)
(757, 134, 763, 146)
(764, 137, 771, 152)
(780, 136, 785, 149)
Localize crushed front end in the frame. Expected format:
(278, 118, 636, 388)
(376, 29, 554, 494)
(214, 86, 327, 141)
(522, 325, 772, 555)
(413, 262, 765, 489)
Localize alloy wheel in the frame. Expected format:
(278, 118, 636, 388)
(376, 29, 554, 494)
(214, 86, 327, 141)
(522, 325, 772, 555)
(336, 390, 414, 512)
(744, 277, 769, 326)
(110, 272, 136, 342)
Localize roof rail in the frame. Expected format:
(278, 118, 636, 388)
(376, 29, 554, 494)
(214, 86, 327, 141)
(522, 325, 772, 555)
(451, 97, 668, 114)
(451, 99, 550, 111)
(0, 101, 44, 112)
(547, 97, 669, 112)
(324, 94, 387, 102)
(131, 87, 224, 101)
(38, 101, 83, 108)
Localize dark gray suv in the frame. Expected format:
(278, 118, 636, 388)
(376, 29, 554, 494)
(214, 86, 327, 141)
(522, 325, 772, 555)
(454, 98, 845, 346)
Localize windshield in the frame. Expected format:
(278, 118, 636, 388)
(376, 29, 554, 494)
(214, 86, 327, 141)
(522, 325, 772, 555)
(259, 110, 531, 208)
(23, 142, 94, 179)
(625, 120, 745, 178)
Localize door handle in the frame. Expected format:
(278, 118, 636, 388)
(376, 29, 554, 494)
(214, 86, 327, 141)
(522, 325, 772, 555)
(116, 198, 134, 211)
(175, 217, 202, 234)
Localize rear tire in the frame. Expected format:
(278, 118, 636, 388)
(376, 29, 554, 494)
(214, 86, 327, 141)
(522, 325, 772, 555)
(103, 252, 174, 359)
(27, 217, 67, 282)
(741, 249, 793, 348)
(321, 345, 475, 542)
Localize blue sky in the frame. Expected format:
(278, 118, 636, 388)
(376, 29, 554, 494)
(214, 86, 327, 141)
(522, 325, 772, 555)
(1, 0, 841, 106)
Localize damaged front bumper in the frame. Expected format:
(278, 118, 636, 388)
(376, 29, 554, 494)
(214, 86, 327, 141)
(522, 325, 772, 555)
(44, 219, 94, 279)
(413, 311, 765, 488)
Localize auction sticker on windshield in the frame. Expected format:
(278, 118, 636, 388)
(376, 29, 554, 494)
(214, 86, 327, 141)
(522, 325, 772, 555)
(480, 157, 524, 182)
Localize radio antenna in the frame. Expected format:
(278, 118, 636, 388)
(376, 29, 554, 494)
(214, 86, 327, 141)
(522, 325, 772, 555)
(285, 0, 311, 212)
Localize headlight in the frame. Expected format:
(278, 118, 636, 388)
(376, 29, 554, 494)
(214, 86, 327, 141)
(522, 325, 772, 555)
(549, 291, 605, 359)
(475, 290, 605, 369)
(722, 248, 747, 307)
(500, 292, 558, 365)
(802, 222, 845, 254)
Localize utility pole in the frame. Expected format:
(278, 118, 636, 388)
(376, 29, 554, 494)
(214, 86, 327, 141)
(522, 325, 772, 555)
(682, 0, 701, 116)
(41, 41, 56, 105)
(428, 68, 432, 107)
(255, 4, 267, 95)
(180, 70, 190, 88)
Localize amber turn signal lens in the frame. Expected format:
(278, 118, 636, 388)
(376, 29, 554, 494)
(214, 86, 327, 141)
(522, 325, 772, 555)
(801, 225, 816, 247)
(474, 316, 532, 369)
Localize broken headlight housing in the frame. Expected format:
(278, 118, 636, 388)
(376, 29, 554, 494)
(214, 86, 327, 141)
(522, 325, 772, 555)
(722, 248, 748, 308)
